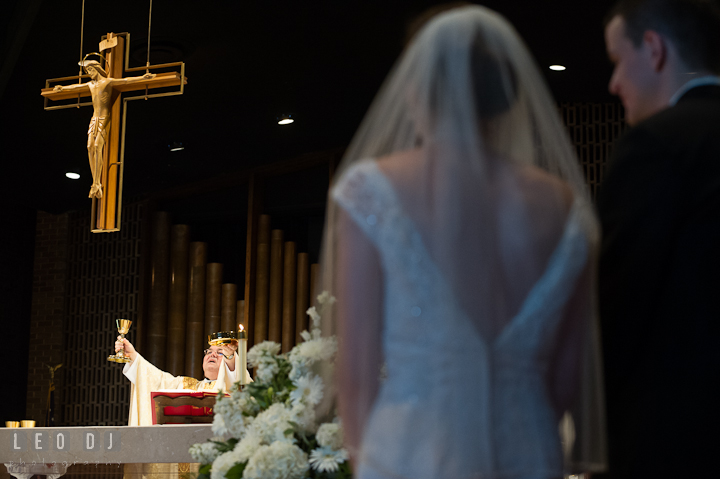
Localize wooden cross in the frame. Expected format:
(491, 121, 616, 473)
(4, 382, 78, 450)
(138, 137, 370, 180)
(41, 32, 187, 232)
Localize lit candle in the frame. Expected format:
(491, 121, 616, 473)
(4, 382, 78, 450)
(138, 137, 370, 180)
(237, 324, 248, 386)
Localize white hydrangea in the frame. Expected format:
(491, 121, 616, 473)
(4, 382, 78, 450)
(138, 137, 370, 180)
(250, 403, 295, 444)
(234, 431, 263, 463)
(225, 409, 252, 437)
(214, 391, 249, 417)
(291, 402, 317, 435)
(247, 341, 281, 367)
(243, 442, 309, 479)
(308, 446, 348, 473)
(189, 442, 220, 464)
(316, 422, 343, 450)
(294, 337, 337, 363)
(288, 354, 310, 382)
(210, 449, 242, 479)
(255, 361, 279, 383)
(212, 393, 253, 437)
(316, 291, 336, 306)
(306, 306, 321, 325)
(290, 374, 324, 407)
(211, 411, 228, 436)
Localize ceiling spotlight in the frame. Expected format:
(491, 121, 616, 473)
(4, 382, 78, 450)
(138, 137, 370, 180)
(169, 141, 185, 152)
(66, 171, 80, 180)
(277, 114, 294, 125)
(549, 65, 566, 71)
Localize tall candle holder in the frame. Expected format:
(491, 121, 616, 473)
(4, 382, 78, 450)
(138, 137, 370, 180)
(237, 325, 248, 386)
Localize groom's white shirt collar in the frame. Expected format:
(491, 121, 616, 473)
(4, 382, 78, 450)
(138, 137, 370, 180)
(669, 75, 720, 106)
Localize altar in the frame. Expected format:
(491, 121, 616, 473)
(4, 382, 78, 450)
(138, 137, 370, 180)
(0, 425, 211, 479)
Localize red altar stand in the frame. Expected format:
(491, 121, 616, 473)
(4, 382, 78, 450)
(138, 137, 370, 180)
(151, 391, 225, 425)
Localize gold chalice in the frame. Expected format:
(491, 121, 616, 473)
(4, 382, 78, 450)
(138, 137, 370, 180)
(208, 331, 238, 347)
(108, 319, 133, 363)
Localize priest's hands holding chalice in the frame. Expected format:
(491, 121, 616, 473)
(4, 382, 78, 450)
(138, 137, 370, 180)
(220, 343, 238, 368)
(115, 337, 137, 362)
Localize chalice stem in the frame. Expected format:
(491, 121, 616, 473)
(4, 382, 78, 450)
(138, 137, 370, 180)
(117, 332, 126, 359)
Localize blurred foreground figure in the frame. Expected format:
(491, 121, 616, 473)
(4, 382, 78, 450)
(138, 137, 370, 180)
(600, 0, 720, 477)
(322, 5, 607, 479)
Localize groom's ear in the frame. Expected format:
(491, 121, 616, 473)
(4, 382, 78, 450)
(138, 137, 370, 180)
(643, 30, 668, 73)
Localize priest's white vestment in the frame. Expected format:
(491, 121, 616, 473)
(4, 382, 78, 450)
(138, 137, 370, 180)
(122, 353, 252, 426)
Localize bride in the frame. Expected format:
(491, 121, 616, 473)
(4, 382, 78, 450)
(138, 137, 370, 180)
(321, 5, 606, 479)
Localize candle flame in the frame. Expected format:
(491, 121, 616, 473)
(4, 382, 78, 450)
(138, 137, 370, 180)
(238, 324, 244, 331)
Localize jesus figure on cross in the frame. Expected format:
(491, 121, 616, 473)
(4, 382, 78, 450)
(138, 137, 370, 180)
(54, 60, 155, 199)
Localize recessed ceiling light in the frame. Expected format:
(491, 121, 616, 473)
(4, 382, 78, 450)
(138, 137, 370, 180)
(277, 114, 294, 125)
(549, 65, 566, 71)
(66, 172, 80, 180)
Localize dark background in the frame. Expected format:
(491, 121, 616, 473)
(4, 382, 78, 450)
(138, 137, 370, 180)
(0, 0, 616, 421)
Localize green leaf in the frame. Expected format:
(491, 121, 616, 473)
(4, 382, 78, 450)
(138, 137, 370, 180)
(211, 438, 238, 453)
(224, 462, 247, 479)
(198, 464, 212, 475)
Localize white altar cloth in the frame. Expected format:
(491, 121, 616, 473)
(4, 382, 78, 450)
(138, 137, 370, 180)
(0, 424, 211, 478)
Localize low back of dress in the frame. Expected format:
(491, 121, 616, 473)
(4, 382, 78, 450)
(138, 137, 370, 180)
(332, 159, 590, 479)
(322, 6, 605, 478)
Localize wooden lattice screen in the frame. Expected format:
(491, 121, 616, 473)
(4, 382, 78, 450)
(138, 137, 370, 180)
(62, 204, 143, 426)
(560, 102, 626, 200)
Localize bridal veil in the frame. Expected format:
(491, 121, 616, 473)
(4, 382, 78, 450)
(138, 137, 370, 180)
(318, 5, 607, 475)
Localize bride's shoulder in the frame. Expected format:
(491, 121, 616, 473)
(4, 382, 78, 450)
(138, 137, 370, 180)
(509, 163, 574, 215)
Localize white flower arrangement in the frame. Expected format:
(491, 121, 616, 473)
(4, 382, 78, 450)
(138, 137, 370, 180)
(191, 292, 351, 479)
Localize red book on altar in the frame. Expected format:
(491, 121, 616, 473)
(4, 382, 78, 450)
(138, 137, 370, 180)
(150, 390, 227, 425)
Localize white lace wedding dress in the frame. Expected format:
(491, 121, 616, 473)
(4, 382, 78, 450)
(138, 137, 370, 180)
(332, 161, 591, 479)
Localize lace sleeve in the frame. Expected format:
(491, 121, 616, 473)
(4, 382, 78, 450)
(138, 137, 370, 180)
(331, 160, 391, 248)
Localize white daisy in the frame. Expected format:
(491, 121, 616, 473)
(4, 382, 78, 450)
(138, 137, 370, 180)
(290, 374, 324, 406)
(308, 446, 349, 473)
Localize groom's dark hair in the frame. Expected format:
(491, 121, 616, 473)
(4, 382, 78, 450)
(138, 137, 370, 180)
(606, 0, 720, 73)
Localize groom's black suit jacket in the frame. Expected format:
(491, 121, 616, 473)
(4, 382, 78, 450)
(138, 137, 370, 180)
(598, 85, 720, 478)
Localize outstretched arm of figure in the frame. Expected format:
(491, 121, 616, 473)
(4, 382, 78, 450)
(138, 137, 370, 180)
(110, 72, 156, 86)
(115, 336, 138, 362)
(335, 207, 384, 463)
(53, 82, 90, 92)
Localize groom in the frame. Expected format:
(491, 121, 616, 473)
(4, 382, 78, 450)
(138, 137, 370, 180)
(598, 0, 720, 477)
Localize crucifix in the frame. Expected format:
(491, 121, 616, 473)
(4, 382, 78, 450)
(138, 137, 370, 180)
(41, 32, 187, 232)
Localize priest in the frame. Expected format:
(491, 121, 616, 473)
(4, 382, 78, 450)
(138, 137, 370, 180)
(115, 337, 251, 426)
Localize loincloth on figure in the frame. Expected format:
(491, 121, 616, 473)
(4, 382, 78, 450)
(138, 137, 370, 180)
(87, 116, 110, 139)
